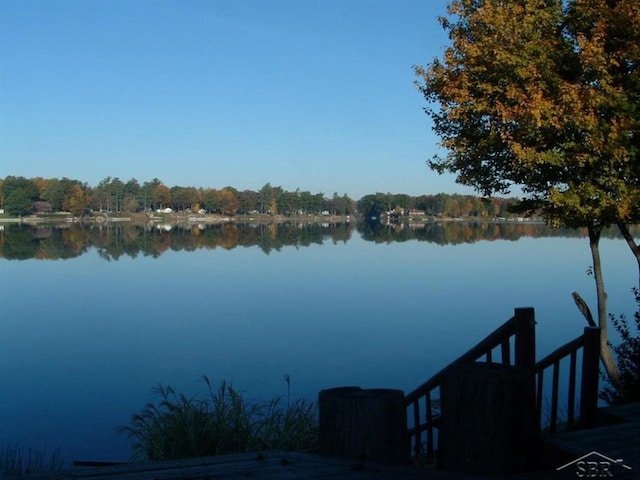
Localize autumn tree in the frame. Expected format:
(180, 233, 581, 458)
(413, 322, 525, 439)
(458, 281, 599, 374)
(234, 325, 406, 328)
(155, 184, 172, 209)
(415, 0, 640, 387)
(258, 183, 283, 214)
(62, 183, 90, 217)
(217, 188, 240, 216)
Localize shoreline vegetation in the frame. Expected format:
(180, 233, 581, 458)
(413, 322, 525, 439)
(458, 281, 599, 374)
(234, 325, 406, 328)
(0, 445, 66, 478)
(0, 376, 317, 474)
(0, 175, 525, 225)
(119, 376, 318, 462)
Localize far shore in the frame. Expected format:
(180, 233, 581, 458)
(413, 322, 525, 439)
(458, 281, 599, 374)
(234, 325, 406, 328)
(0, 212, 354, 225)
(0, 211, 545, 227)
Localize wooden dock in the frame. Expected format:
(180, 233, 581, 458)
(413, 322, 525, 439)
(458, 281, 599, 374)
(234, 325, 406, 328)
(18, 451, 460, 480)
(16, 404, 640, 480)
(539, 402, 640, 479)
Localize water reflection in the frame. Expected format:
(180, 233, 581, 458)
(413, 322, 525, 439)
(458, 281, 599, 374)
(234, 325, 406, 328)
(1, 219, 636, 462)
(0, 220, 628, 261)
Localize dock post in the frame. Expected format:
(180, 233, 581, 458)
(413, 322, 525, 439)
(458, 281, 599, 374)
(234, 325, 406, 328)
(513, 307, 538, 466)
(514, 307, 536, 369)
(319, 387, 408, 465)
(580, 327, 601, 427)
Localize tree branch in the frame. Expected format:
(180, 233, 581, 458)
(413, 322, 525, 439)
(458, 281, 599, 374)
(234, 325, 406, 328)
(617, 222, 640, 288)
(572, 291, 597, 327)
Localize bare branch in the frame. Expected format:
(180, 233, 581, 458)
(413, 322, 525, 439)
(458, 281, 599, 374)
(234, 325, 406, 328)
(572, 291, 597, 327)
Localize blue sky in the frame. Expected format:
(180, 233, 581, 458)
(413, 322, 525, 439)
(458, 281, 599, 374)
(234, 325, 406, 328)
(0, 0, 476, 199)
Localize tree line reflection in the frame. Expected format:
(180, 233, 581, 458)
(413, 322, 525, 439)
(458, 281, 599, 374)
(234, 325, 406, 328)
(0, 221, 623, 261)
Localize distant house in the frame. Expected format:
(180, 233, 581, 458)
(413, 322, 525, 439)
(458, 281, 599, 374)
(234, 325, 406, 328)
(33, 201, 53, 214)
(156, 208, 173, 214)
(408, 209, 426, 216)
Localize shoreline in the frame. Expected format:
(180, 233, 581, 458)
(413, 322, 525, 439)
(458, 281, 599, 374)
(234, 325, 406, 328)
(0, 212, 545, 226)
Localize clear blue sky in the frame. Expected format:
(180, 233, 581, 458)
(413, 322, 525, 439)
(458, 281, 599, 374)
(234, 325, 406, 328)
(0, 0, 476, 199)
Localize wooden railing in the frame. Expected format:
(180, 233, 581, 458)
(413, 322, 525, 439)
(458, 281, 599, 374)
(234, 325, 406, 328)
(405, 308, 536, 461)
(534, 326, 600, 433)
(405, 308, 602, 462)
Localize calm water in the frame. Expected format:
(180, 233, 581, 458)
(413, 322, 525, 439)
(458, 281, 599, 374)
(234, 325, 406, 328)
(0, 222, 637, 461)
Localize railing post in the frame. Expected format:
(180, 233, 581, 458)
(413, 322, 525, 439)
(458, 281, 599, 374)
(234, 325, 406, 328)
(514, 308, 536, 369)
(514, 307, 538, 465)
(580, 327, 600, 428)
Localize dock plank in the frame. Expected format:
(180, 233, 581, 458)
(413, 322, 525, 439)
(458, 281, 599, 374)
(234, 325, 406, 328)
(18, 451, 436, 480)
(15, 404, 640, 480)
(15, 450, 584, 480)
(541, 403, 640, 479)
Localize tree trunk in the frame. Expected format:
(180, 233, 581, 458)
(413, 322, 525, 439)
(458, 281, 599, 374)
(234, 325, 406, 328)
(617, 222, 640, 289)
(588, 224, 621, 389)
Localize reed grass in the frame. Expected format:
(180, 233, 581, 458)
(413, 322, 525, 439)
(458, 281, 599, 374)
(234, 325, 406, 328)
(0, 444, 66, 478)
(119, 375, 318, 461)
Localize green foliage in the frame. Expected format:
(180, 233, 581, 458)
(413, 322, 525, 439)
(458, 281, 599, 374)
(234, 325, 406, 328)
(601, 288, 640, 405)
(2, 175, 357, 219)
(357, 193, 387, 218)
(1, 176, 39, 216)
(0, 444, 65, 477)
(357, 192, 518, 219)
(3, 190, 34, 216)
(416, 0, 640, 389)
(415, 0, 640, 230)
(0, 226, 40, 260)
(2, 175, 518, 221)
(119, 376, 318, 462)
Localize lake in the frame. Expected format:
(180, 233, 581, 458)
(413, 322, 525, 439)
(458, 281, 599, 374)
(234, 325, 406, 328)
(0, 221, 637, 462)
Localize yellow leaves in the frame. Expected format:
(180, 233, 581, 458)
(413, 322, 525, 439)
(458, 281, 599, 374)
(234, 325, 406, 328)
(617, 199, 632, 221)
(62, 184, 90, 217)
(156, 184, 172, 207)
(216, 189, 240, 216)
(268, 198, 278, 216)
(416, 0, 640, 229)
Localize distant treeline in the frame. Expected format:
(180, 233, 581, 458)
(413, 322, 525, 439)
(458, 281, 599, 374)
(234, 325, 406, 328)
(0, 175, 520, 219)
(0, 176, 355, 217)
(1, 221, 623, 261)
(356, 192, 520, 219)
